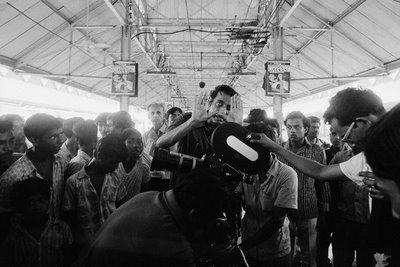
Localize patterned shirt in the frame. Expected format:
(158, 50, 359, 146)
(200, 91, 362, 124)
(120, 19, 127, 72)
(65, 150, 92, 179)
(115, 158, 150, 200)
(57, 142, 74, 163)
(62, 168, 127, 244)
(0, 152, 67, 220)
(281, 139, 328, 219)
(0, 152, 71, 256)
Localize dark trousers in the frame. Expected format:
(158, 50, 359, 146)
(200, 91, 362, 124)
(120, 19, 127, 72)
(332, 217, 375, 267)
(316, 212, 334, 266)
(247, 253, 292, 267)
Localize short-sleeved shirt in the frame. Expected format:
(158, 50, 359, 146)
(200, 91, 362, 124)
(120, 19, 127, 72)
(84, 191, 195, 267)
(339, 152, 372, 186)
(62, 168, 127, 244)
(237, 156, 298, 260)
(115, 158, 150, 200)
(281, 140, 328, 219)
(0, 152, 67, 219)
(65, 149, 92, 179)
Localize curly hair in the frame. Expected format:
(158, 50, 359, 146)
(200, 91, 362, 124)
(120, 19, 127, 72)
(24, 113, 62, 140)
(323, 88, 385, 126)
(364, 104, 400, 185)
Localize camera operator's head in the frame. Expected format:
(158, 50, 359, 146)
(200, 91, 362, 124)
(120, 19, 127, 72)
(323, 88, 385, 148)
(174, 167, 228, 226)
(207, 85, 238, 126)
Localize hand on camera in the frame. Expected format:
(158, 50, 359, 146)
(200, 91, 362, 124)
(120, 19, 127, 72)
(250, 133, 278, 150)
(191, 91, 216, 128)
(226, 94, 243, 125)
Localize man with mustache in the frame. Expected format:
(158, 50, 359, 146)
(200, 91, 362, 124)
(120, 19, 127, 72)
(157, 85, 242, 158)
(282, 111, 328, 267)
(156, 85, 242, 186)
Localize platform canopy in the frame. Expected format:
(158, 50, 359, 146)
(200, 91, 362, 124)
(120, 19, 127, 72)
(0, 0, 399, 110)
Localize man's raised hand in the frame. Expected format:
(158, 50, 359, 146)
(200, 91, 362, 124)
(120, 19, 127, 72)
(227, 94, 243, 124)
(190, 91, 215, 128)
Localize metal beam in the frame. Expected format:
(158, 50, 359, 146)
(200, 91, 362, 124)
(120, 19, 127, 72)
(14, 72, 111, 80)
(297, 2, 384, 67)
(14, 1, 104, 63)
(103, 0, 124, 24)
(291, 74, 387, 82)
(279, 0, 304, 27)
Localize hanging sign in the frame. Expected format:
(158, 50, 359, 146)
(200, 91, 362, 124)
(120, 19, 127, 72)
(263, 60, 291, 96)
(111, 61, 138, 96)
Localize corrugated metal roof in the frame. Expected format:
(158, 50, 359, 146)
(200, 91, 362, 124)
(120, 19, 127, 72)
(0, 0, 399, 110)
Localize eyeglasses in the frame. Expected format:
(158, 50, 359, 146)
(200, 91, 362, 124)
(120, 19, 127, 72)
(341, 118, 371, 142)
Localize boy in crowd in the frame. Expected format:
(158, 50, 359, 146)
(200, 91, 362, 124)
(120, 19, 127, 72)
(0, 119, 21, 176)
(95, 112, 111, 139)
(62, 134, 128, 252)
(0, 113, 70, 259)
(65, 120, 98, 179)
(58, 117, 84, 162)
(116, 128, 150, 199)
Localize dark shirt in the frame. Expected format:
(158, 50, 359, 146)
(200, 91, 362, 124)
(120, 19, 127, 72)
(325, 146, 341, 165)
(330, 150, 370, 224)
(167, 112, 215, 158)
(83, 191, 194, 267)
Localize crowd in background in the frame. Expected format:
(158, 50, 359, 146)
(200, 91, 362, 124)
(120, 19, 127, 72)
(0, 84, 399, 267)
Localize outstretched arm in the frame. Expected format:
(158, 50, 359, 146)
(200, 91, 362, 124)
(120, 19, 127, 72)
(251, 134, 347, 181)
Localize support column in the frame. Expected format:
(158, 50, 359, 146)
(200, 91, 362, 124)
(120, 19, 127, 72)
(119, 0, 133, 111)
(272, 26, 284, 128)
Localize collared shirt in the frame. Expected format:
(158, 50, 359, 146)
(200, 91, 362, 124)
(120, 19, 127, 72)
(331, 150, 370, 224)
(62, 168, 127, 244)
(57, 142, 74, 163)
(115, 158, 150, 200)
(238, 156, 298, 260)
(0, 152, 67, 220)
(65, 149, 92, 179)
(281, 139, 328, 219)
(0, 152, 70, 253)
(0, 215, 73, 266)
(143, 123, 167, 157)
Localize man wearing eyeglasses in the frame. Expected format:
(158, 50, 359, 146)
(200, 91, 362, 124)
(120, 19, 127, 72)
(251, 88, 388, 267)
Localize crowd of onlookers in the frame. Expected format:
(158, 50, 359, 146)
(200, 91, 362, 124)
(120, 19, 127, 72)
(0, 84, 399, 267)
